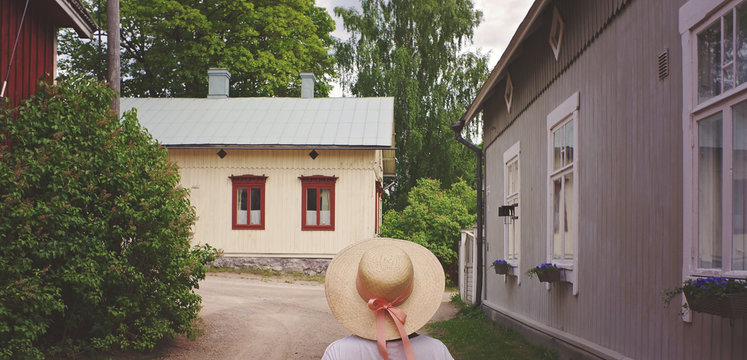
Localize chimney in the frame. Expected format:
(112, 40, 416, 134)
(300, 72, 315, 98)
(208, 68, 231, 98)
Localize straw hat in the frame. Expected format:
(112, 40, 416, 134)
(325, 238, 445, 340)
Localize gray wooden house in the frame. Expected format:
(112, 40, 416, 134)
(456, 0, 747, 358)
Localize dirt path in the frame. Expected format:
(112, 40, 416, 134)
(153, 273, 458, 359)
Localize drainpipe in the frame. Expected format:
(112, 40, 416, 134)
(451, 120, 483, 307)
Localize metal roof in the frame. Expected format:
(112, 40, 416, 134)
(120, 97, 394, 148)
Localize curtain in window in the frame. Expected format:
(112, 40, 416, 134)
(320, 189, 331, 225)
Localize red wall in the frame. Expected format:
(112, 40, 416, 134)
(1, 0, 56, 108)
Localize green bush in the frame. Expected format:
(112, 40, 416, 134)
(0, 77, 215, 358)
(380, 178, 476, 267)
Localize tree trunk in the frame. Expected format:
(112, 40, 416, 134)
(107, 0, 120, 114)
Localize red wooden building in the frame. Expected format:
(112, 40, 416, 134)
(0, 0, 95, 107)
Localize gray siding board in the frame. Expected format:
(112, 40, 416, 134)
(482, 0, 747, 358)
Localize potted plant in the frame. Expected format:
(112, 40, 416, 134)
(663, 277, 747, 318)
(526, 263, 560, 283)
(491, 259, 511, 275)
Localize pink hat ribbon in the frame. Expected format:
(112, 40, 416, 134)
(356, 275, 416, 360)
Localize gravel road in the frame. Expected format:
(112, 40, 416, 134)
(154, 273, 457, 360)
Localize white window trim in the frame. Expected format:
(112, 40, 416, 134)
(680, 0, 747, 322)
(546, 92, 579, 295)
(503, 141, 521, 284)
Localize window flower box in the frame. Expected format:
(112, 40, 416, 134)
(684, 291, 747, 318)
(491, 260, 511, 275)
(527, 263, 560, 283)
(665, 277, 747, 318)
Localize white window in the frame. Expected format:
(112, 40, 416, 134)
(681, 0, 747, 280)
(503, 142, 521, 279)
(546, 92, 579, 295)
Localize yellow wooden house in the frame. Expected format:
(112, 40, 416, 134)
(121, 70, 395, 273)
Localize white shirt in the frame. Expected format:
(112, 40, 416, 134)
(321, 334, 454, 360)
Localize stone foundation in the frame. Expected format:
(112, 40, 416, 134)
(210, 256, 331, 276)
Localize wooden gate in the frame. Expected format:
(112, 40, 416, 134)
(459, 228, 477, 303)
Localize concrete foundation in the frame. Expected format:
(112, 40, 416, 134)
(482, 305, 603, 360)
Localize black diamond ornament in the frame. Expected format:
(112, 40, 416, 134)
(309, 150, 319, 159)
(217, 149, 227, 159)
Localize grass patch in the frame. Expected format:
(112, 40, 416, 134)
(425, 295, 557, 360)
(207, 266, 325, 283)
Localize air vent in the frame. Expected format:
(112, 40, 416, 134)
(504, 73, 513, 113)
(549, 7, 564, 60)
(657, 49, 669, 80)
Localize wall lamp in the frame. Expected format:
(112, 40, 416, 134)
(498, 204, 518, 224)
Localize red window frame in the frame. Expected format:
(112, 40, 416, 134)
(230, 174, 267, 230)
(300, 175, 337, 231)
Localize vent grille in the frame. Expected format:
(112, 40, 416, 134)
(658, 49, 669, 80)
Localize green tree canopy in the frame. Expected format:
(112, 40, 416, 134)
(380, 178, 476, 271)
(334, 0, 489, 209)
(0, 77, 214, 358)
(58, 0, 336, 98)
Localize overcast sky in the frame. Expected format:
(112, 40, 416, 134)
(315, 0, 534, 96)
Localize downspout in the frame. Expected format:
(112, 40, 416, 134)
(451, 120, 483, 307)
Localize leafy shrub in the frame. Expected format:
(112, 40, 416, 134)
(380, 178, 476, 267)
(0, 77, 215, 358)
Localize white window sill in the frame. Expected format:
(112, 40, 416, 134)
(689, 269, 747, 279)
(550, 260, 573, 270)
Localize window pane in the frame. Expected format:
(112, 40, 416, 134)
(726, 12, 735, 65)
(698, 21, 722, 102)
(733, 102, 747, 270)
(320, 188, 331, 225)
(250, 188, 261, 225)
(553, 129, 563, 170)
(306, 188, 317, 225)
(553, 178, 562, 259)
(509, 199, 519, 260)
(725, 66, 736, 91)
(698, 113, 723, 269)
(507, 160, 518, 194)
(508, 219, 516, 259)
(306, 210, 317, 225)
(726, 12, 736, 91)
(237, 188, 248, 225)
(307, 188, 317, 210)
(737, 3, 747, 84)
(565, 120, 574, 165)
(564, 173, 574, 259)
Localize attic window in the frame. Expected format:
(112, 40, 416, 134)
(505, 73, 514, 112)
(549, 7, 564, 60)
